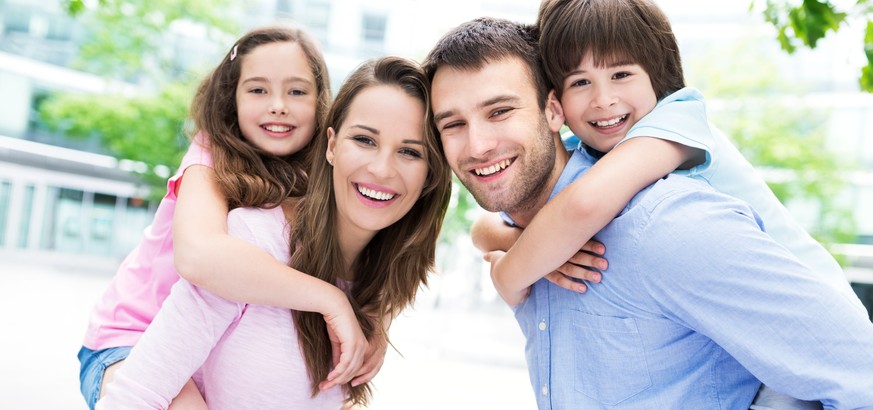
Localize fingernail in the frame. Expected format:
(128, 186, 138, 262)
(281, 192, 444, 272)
(593, 273, 601, 282)
(577, 284, 587, 292)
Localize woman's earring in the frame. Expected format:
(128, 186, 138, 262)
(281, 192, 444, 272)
(327, 158, 333, 166)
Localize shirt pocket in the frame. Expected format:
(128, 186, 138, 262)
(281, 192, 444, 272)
(572, 311, 652, 405)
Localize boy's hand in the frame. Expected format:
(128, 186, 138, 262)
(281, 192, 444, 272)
(350, 330, 388, 387)
(546, 239, 607, 293)
(319, 303, 368, 391)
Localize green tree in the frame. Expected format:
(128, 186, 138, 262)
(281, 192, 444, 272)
(39, 0, 240, 197)
(688, 38, 857, 255)
(756, 0, 873, 91)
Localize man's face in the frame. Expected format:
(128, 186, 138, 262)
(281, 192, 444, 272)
(431, 58, 563, 215)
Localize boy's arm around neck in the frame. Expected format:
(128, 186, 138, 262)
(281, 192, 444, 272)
(490, 137, 698, 307)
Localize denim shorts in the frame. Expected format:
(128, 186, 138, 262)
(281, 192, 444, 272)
(78, 345, 132, 410)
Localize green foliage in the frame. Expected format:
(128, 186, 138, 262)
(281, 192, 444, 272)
(39, 82, 195, 199)
(688, 38, 857, 252)
(61, 0, 239, 83)
(757, 0, 873, 91)
(439, 177, 480, 244)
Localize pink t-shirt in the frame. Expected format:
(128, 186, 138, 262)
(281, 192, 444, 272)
(83, 133, 212, 350)
(96, 206, 344, 409)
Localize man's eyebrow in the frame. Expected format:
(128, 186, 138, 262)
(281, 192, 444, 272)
(433, 110, 455, 125)
(433, 95, 521, 125)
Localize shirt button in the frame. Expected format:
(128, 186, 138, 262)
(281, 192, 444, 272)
(541, 385, 549, 396)
(538, 320, 547, 331)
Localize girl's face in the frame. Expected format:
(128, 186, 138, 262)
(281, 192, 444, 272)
(326, 85, 429, 239)
(559, 53, 657, 153)
(236, 41, 317, 156)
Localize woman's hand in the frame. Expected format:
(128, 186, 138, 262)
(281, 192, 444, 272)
(350, 329, 388, 387)
(319, 301, 368, 391)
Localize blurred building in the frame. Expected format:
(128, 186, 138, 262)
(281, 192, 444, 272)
(0, 1, 872, 309)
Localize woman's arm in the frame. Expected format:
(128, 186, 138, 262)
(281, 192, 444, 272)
(491, 137, 699, 306)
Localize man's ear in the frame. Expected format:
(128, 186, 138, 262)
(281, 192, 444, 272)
(546, 90, 565, 133)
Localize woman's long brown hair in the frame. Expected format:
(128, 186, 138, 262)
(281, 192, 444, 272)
(189, 25, 331, 208)
(290, 56, 452, 405)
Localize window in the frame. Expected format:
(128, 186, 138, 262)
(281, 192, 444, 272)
(0, 181, 11, 247)
(361, 13, 387, 45)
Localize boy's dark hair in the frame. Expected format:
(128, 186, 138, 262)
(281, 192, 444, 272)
(422, 17, 550, 109)
(538, 0, 684, 100)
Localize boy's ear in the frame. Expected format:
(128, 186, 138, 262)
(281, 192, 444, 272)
(326, 127, 336, 164)
(545, 90, 565, 133)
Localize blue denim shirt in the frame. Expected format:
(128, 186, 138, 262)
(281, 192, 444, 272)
(507, 149, 873, 409)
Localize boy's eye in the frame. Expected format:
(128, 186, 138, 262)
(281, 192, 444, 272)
(613, 72, 631, 80)
(569, 79, 590, 88)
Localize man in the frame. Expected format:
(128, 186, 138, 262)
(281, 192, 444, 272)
(423, 17, 873, 409)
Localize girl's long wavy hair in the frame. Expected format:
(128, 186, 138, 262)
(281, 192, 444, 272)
(290, 56, 452, 405)
(189, 25, 331, 208)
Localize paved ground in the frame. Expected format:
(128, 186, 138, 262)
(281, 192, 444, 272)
(0, 252, 536, 409)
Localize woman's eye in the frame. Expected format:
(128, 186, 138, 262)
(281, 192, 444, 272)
(352, 135, 375, 146)
(400, 148, 423, 159)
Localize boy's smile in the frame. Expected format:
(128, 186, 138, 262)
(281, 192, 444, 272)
(559, 54, 657, 153)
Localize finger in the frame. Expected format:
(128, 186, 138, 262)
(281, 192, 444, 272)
(556, 263, 602, 283)
(545, 271, 587, 293)
(580, 240, 606, 255)
(351, 360, 382, 387)
(567, 252, 608, 272)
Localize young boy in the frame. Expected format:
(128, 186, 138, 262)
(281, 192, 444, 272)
(477, 0, 866, 408)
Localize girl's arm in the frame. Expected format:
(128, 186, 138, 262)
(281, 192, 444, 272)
(173, 166, 368, 386)
(491, 137, 701, 306)
(173, 165, 312, 308)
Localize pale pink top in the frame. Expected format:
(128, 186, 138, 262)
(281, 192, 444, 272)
(96, 206, 344, 409)
(84, 133, 212, 350)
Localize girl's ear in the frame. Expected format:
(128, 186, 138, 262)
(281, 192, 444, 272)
(546, 90, 565, 133)
(326, 127, 336, 165)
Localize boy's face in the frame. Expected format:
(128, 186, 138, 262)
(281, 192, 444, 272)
(431, 57, 564, 215)
(558, 54, 657, 153)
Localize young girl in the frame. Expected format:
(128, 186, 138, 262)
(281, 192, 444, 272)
(77, 25, 378, 410)
(95, 56, 452, 409)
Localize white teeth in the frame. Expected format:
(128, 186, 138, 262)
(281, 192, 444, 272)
(474, 159, 511, 176)
(592, 114, 628, 128)
(357, 185, 396, 201)
(264, 124, 292, 132)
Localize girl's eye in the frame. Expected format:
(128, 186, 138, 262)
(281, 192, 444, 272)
(249, 87, 267, 94)
(400, 147, 423, 159)
(289, 89, 307, 96)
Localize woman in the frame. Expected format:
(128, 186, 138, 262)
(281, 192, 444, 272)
(97, 56, 452, 409)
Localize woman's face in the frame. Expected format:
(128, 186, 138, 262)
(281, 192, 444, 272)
(326, 84, 428, 238)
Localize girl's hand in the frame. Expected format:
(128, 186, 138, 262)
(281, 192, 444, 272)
(350, 330, 388, 387)
(545, 239, 607, 293)
(318, 303, 368, 391)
